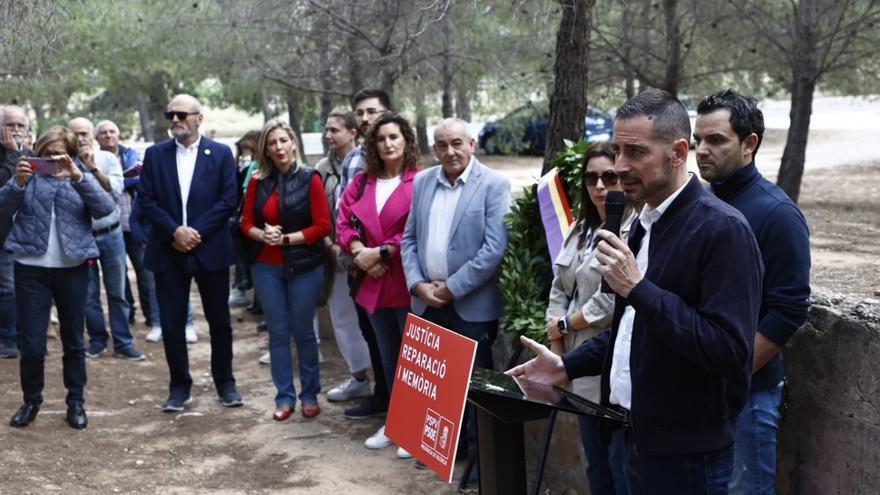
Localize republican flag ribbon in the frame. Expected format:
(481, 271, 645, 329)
(537, 167, 573, 275)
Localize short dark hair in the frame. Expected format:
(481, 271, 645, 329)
(697, 89, 765, 156)
(327, 111, 359, 137)
(362, 113, 420, 176)
(616, 88, 691, 145)
(350, 88, 393, 112)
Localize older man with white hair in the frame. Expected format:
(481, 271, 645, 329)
(0, 105, 33, 358)
(68, 117, 145, 362)
(96, 120, 160, 338)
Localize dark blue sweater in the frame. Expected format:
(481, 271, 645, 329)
(562, 175, 764, 456)
(711, 162, 811, 391)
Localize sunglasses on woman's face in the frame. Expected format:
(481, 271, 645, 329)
(584, 170, 619, 186)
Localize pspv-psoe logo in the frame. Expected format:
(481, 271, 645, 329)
(422, 408, 454, 463)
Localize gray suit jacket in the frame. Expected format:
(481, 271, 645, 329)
(401, 158, 511, 322)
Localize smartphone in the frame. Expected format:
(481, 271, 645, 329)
(28, 158, 59, 176)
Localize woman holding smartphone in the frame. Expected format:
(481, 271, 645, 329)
(0, 126, 116, 430)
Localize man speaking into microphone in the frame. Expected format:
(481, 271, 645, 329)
(508, 89, 764, 494)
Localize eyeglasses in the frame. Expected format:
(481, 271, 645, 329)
(584, 170, 619, 186)
(164, 111, 199, 121)
(355, 108, 384, 118)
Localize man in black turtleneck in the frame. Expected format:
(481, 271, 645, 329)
(694, 89, 811, 495)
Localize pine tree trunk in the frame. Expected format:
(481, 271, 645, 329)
(286, 89, 308, 165)
(415, 94, 431, 156)
(441, 16, 454, 119)
(776, 0, 818, 203)
(136, 94, 152, 142)
(542, 0, 593, 174)
(621, 0, 635, 99)
(455, 82, 471, 122)
(260, 91, 273, 122)
(662, 0, 682, 96)
(147, 71, 169, 143)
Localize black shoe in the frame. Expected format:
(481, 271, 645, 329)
(162, 395, 193, 412)
(66, 404, 88, 429)
(0, 342, 18, 359)
(10, 404, 39, 427)
(344, 396, 388, 419)
(218, 386, 243, 407)
(256, 321, 268, 333)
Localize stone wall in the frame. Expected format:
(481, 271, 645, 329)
(776, 295, 880, 495)
(492, 293, 880, 494)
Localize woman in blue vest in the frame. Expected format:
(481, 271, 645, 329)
(241, 120, 330, 421)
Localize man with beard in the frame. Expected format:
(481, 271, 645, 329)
(137, 94, 242, 412)
(334, 89, 397, 422)
(694, 89, 810, 495)
(508, 89, 764, 494)
(0, 105, 33, 358)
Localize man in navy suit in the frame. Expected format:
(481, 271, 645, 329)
(137, 94, 242, 411)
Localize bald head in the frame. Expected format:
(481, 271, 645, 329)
(168, 94, 203, 114)
(68, 117, 95, 149)
(1, 105, 30, 127)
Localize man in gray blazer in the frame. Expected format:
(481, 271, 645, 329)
(402, 119, 510, 468)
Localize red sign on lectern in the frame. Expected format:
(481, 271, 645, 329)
(385, 313, 477, 482)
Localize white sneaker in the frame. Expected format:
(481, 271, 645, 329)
(185, 325, 197, 343)
(396, 446, 413, 459)
(258, 351, 270, 365)
(327, 377, 371, 402)
(364, 425, 393, 449)
(228, 288, 248, 306)
(146, 327, 162, 342)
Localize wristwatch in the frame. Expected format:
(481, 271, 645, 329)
(379, 244, 389, 259)
(557, 316, 570, 336)
(282, 234, 290, 246)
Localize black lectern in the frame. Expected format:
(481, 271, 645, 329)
(467, 368, 627, 495)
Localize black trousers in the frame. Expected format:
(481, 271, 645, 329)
(155, 258, 235, 399)
(15, 262, 89, 407)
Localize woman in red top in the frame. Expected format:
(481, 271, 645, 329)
(336, 113, 419, 456)
(241, 120, 330, 420)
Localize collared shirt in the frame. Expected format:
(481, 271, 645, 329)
(609, 175, 692, 410)
(80, 147, 123, 232)
(176, 136, 201, 226)
(336, 145, 364, 210)
(424, 156, 474, 281)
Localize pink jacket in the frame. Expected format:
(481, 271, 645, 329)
(336, 168, 417, 313)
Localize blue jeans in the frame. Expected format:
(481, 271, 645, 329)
(85, 229, 134, 351)
(252, 262, 322, 407)
(124, 231, 158, 326)
(0, 249, 16, 347)
(578, 415, 629, 495)
(366, 306, 409, 395)
(15, 262, 89, 406)
(625, 437, 734, 495)
(730, 381, 784, 495)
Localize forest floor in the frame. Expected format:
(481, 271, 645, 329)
(1, 127, 877, 494)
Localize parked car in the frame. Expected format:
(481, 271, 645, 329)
(478, 102, 613, 155)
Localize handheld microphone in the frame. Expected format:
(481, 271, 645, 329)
(600, 190, 626, 293)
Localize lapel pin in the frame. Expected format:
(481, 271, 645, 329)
(204, 149, 211, 156)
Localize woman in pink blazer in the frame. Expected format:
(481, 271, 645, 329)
(336, 112, 419, 457)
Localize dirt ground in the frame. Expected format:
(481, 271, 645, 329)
(1, 142, 878, 494)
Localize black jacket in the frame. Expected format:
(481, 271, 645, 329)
(562, 175, 764, 456)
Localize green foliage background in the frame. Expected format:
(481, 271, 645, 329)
(499, 139, 591, 346)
